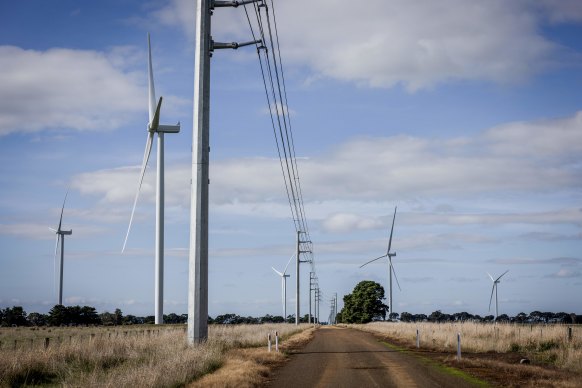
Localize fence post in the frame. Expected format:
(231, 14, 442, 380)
(275, 331, 279, 352)
(44, 337, 50, 349)
(568, 327, 573, 342)
(268, 333, 272, 352)
(416, 329, 420, 349)
(457, 333, 461, 361)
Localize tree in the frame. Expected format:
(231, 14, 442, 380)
(28, 312, 48, 326)
(339, 280, 388, 324)
(79, 306, 100, 325)
(48, 305, 68, 326)
(114, 309, 123, 325)
(100, 311, 117, 326)
(400, 312, 413, 322)
(1, 306, 28, 326)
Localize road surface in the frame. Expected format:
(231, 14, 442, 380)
(266, 326, 481, 387)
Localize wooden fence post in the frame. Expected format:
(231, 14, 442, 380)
(44, 337, 50, 349)
(268, 333, 272, 352)
(456, 333, 461, 361)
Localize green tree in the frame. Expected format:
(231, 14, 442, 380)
(79, 306, 100, 325)
(100, 311, 116, 326)
(114, 308, 123, 325)
(48, 304, 68, 326)
(27, 312, 48, 326)
(339, 280, 388, 324)
(1, 306, 28, 326)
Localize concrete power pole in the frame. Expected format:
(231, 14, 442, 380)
(188, 0, 260, 344)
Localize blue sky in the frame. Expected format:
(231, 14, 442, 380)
(1, 0, 581, 320)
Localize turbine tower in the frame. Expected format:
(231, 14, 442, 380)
(49, 190, 72, 305)
(123, 33, 180, 325)
(272, 254, 294, 321)
(488, 270, 509, 320)
(360, 207, 401, 320)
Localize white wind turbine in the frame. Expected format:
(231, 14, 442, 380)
(488, 270, 509, 321)
(360, 207, 401, 320)
(49, 190, 72, 306)
(122, 34, 180, 325)
(272, 254, 294, 321)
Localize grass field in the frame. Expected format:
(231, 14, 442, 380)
(0, 323, 309, 387)
(349, 322, 582, 373)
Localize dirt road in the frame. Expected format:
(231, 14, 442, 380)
(266, 326, 482, 387)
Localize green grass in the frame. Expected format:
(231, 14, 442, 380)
(380, 340, 489, 387)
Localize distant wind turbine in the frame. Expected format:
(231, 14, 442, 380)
(272, 254, 294, 320)
(488, 270, 509, 320)
(49, 190, 72, 306)
(360, 207, 401, 319)
(122, 33, 180, 325)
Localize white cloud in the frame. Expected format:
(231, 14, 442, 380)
(322, 213, 384, 233)
(537, 0, 582, 23)
(157, 0, 571, 90)
(0, 46, 144, 135)
(546, 268, 582, 278)
(484, 112, 582, 158)
(151, 0, 197, 39)
(71, 111, 582, 234)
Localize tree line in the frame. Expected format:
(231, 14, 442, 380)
(0, 305, 314, 327)
(336, 280, 581, 324)
(0, 305, 189, 327)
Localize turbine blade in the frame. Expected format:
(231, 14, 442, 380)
(282, 253, 294, 275)
(487, 272, 494, 282)
(147, 33, 156, 123)
(488, 284, 495, 311)
(391, 261, 402, 291)
(386, 206, 397, 254)
(58, 189, 69, 232)
(360, 254, 388, 268)
(150, 97, 162, 132)
(496, 270, 509, 282)
(122, 132, 154, 252)
(272, 267, 283, 277)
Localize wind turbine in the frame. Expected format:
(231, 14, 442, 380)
(272, 254, 294, 321)
(122, 33, 180, 325)
(360, 207, 401, 320)
(488, 270, 509, 320)
(49, 190, 72, 305)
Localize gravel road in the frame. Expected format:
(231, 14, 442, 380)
(265, 326, 482, 387)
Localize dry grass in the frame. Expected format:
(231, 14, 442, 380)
(347, 322, 582, 373)
(0, 324, 312, 387)
(190, 326, 317, 388)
